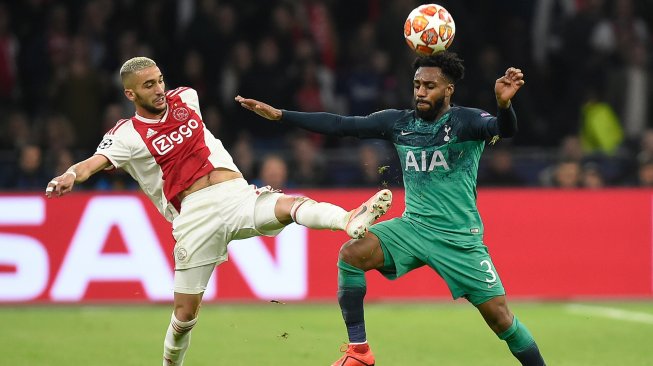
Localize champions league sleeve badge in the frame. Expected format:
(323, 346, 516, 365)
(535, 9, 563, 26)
(97, 138, 113, 149)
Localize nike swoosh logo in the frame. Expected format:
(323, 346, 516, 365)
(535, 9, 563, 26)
(487, 282, 499, 289)
(353, 205, 368, 218)
(400, 131, 414, 136)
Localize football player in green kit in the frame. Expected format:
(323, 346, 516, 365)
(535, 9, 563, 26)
(236, 51, 545, 366)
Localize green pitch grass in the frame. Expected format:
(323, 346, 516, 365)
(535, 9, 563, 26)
(3, 301, 653, 365)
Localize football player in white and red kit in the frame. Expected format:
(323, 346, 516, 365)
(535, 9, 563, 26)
(44, 57, 392, 366)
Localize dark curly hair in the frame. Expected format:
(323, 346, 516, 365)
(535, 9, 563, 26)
(412, 51, 465, 84)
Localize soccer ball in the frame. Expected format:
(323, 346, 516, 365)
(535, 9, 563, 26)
(403, 4, 456, 56)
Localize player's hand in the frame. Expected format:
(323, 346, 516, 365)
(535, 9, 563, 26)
(235, 95, 282, 121)
(45, 171, 76, 198)
(495, 67, 525, 108)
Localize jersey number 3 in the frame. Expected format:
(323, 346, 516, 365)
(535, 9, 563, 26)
(480, 260, 497, 284)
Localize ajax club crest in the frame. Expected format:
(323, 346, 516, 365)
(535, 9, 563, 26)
(172, 107, 189, 121)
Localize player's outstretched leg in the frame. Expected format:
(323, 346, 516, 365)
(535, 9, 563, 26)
(289, 189, 392, 239)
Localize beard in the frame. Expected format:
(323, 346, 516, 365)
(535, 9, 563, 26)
(141, 102, 166, 116)
(414, 96, 445, 121)
(135, 94, 167, 116)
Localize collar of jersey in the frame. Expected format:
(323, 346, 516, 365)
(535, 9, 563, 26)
(134, 106, 169, 124)
(415, 109, 451, 131)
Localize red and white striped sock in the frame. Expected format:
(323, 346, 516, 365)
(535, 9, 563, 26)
(290, 198, 348, 230)
(163, 314, 197, 366)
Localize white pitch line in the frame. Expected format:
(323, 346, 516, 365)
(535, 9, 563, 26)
(566, 304, 653, 325)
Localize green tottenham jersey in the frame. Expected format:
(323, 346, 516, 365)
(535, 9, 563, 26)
(393, 108, 487, 236)
(282, 106, 514, 238)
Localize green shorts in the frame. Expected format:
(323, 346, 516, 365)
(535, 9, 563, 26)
(369, 217, 505, 306)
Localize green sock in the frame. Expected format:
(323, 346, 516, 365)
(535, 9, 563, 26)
(498, 316, 546, 365)
(337, 259, 367, 343)
(338, 259, 366, 288)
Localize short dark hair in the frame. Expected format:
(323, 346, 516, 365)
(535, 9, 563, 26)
(412, 51, 465, 84)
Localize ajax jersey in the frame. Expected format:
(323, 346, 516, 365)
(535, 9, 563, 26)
(94, 87, 240, 221)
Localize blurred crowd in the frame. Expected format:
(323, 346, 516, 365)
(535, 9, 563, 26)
(1, 0, 653, 191)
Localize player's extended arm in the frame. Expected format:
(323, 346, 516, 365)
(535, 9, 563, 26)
(45, 154, 112, 198)
(235, 95, 282, 120)
(236, 95, 396, 138)
(495, 67, 525, 138)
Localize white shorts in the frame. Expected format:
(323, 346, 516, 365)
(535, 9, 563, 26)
(171, 178, 285, 273)
(173, 263, 216, 294)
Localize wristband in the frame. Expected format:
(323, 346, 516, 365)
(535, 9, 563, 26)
(63, 171, 77, 180)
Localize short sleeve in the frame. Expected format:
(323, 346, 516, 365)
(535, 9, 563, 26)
(178, 88, 201, 119)
(94, 134, 132, 168)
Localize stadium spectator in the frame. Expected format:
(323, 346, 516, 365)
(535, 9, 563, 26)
(254, 153, 292, 190)
(218, 40, 253, 109)
(479, 146, 525, 187)
(0, 3, 18, 109)
(8, 144, 48, 190)
(637, 158, 653, 187)
(237, 52, 546, 366)
(50, 36, 107, 149)
(179, 49, 209, 102)
(349, 142, 394, 188)
(180, 1, 237, 85)
(299, 1, 338, 70)
(466, 44, 504, 113)
(293, 59, 327, 113)
(579, 88, 624, 156)
(0, 110, 31, 150)
(101, 103, 126, 134)
(289, 36, 341, 113)
(45, 56, 392, 366)
(605, 39, 653, 147)
(590, 0, 648, 57)
(550, 159, 583, 188)
(531, 0, 576, 70)
(230, 132, 256, 181)
(558, 135, 585, 162)
(552, 0, 607, 141)
(244, 36, 293, 146)
(48, 147, 74, 176)
(269, 2, 299, 69)
(288, 131, 328, 187)
(201, 105, 224, 141)
(40, 114, 76, 152)
(93, 168, 138, 192)
(625, 130, 653, 184)
(581, 162, 606, 189)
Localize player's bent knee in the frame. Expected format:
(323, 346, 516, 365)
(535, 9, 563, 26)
(173, 298, 201, 322)
(255, 192, 289, 229)
(489, 312, 513, 334)
(338, 240, 358, 262)
(338, 236, 383, 271)
(478, 296, 514, 333)
(173, 308, 197, 322)
(274, 195, 297, 221)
